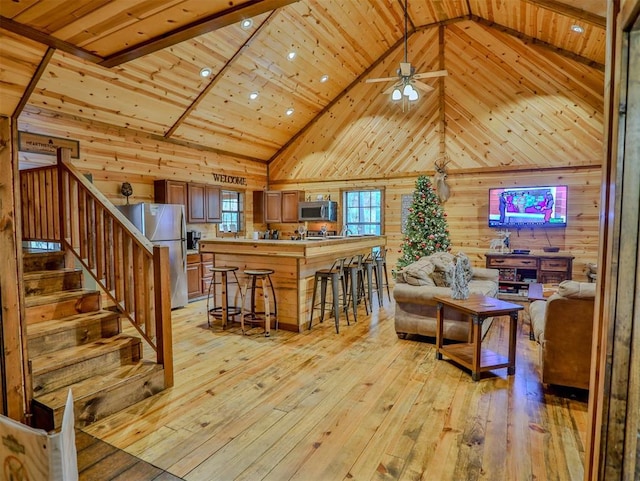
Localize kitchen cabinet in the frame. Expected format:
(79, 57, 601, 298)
(187, 253, 214, 300)
(187, 183, 221, 224)
(485, 252, 574, 300)
(154, 180, 187, 205)
(254, 190, 304, 223)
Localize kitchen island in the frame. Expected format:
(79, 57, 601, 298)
(199, 235, 387, 332)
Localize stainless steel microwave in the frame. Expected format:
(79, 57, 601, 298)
(298, 201, 337, 221)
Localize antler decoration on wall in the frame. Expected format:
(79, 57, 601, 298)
(434, 156, 451, 203)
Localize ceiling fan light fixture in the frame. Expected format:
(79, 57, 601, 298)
(391, 88, 402, 101)
(408, 89, 419, 101)
(403, 83, 414, 96)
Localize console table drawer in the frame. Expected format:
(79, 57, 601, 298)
(487, 257, 537, 268)
(540, 259, 570, 271)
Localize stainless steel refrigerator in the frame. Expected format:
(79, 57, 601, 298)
(117, 203, 188, 309)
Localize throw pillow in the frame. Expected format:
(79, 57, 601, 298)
(403, 257, 436, 286)
(429, 252, 455, 287)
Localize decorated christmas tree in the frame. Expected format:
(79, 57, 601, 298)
(397, 175, 452, 269)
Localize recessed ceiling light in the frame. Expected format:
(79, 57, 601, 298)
(287, 51, 296, 61)
(249, 91, 259, 100)
(199, 67, 212, 78)
(285, 108, 295, 116)
(571, 24, 584, 33)
(320, 74, 329, 83)
(240, 18, 253, 30)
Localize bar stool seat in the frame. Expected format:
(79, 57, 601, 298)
(308, 258, 349, 333)
(207, 266, 242, 328)
(241, 269, 278, 337)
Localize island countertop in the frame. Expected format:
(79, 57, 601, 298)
(199, 235, 386, 258)
(199, 235, 387, 332)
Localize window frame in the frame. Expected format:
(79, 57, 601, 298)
(340, 187, 385, 235)
(219, 189, 245, 234)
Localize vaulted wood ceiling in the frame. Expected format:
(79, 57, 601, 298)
(1, 0, 606, 165)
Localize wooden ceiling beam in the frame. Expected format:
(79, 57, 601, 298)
(0, 16, 103, 63)
(471, 15, 605, 71)
(13, 47, 55, 120)
(525, 0, 606, 27)
(99, 0, 300, 68)
(164, 11, 279, 139)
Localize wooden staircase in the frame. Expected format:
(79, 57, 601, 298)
(25, 249, 165, 431)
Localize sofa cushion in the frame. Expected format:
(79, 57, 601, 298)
(557, 280, 596, 299)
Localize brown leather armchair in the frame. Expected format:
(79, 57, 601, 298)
(528, 281, 596, 389)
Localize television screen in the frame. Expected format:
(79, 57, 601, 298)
(488, 185, 568, 228)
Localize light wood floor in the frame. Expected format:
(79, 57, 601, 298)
(83, 298, 589, 481)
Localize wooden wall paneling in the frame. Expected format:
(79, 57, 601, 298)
(270, 166, 601, 284)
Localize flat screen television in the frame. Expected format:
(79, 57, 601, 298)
(488, 185, 568, 228)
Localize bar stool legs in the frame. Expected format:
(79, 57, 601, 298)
(241, 269, 277, 337)
(308, 258, 349, 333)
(207, 266, 242, 328)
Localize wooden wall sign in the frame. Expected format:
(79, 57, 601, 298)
(211, 173, 247, 186)
(18, 132, 79, 159)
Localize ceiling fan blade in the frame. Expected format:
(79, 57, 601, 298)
(412, 69, 449, 80)
(412, 80, 435, 93)
(365, 76, 399, 83)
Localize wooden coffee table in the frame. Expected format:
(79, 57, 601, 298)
(434, 294, 524, 381)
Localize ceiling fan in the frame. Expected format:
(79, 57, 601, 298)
(366, 0, 448, 102)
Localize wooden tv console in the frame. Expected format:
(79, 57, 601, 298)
(485, 252, 574, 300)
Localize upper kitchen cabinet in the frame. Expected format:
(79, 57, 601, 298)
(254, 190, 304, 223)
(154, 180, 187, 205)
(188, 183, 221, 223)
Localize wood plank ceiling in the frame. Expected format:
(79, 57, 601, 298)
(0, 0, 606, 164)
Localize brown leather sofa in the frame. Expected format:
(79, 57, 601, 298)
(393, 252, 499, 341)
(528, 280, 596, 389)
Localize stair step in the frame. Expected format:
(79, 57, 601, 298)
(23, 250, 66, 272)
(27, 310, 121, 358)
(25, 289, 102, 324)
(31, 334, 142, 397)
(24, 268, 83, 297)
(32, 361, 165, 431)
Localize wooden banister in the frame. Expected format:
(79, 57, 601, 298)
(20, 148, 173, 388)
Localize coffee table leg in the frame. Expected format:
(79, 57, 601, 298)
(472, 315, 482, 381)
(508, 311, 518, 375)
(435, 303, 443, 360)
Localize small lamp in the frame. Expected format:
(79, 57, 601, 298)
(391, 88, 402, 101)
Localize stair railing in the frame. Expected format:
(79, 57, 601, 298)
(20, 148, 173, 388)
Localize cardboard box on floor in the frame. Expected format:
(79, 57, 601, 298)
(0, 390, 78, 481)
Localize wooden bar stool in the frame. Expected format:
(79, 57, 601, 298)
(207, 266, 242, 328)
(308, 257, 349, 333)
(241, 269, 277, 337)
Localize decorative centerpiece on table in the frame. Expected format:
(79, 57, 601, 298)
(451, 252, 472, 300)
(397, 174, 452, 270)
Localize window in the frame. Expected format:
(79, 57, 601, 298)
(220, 190, 244, 233)
(343, 189, 383, 235)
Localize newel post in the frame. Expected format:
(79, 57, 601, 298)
(153, 245, 174, 388)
